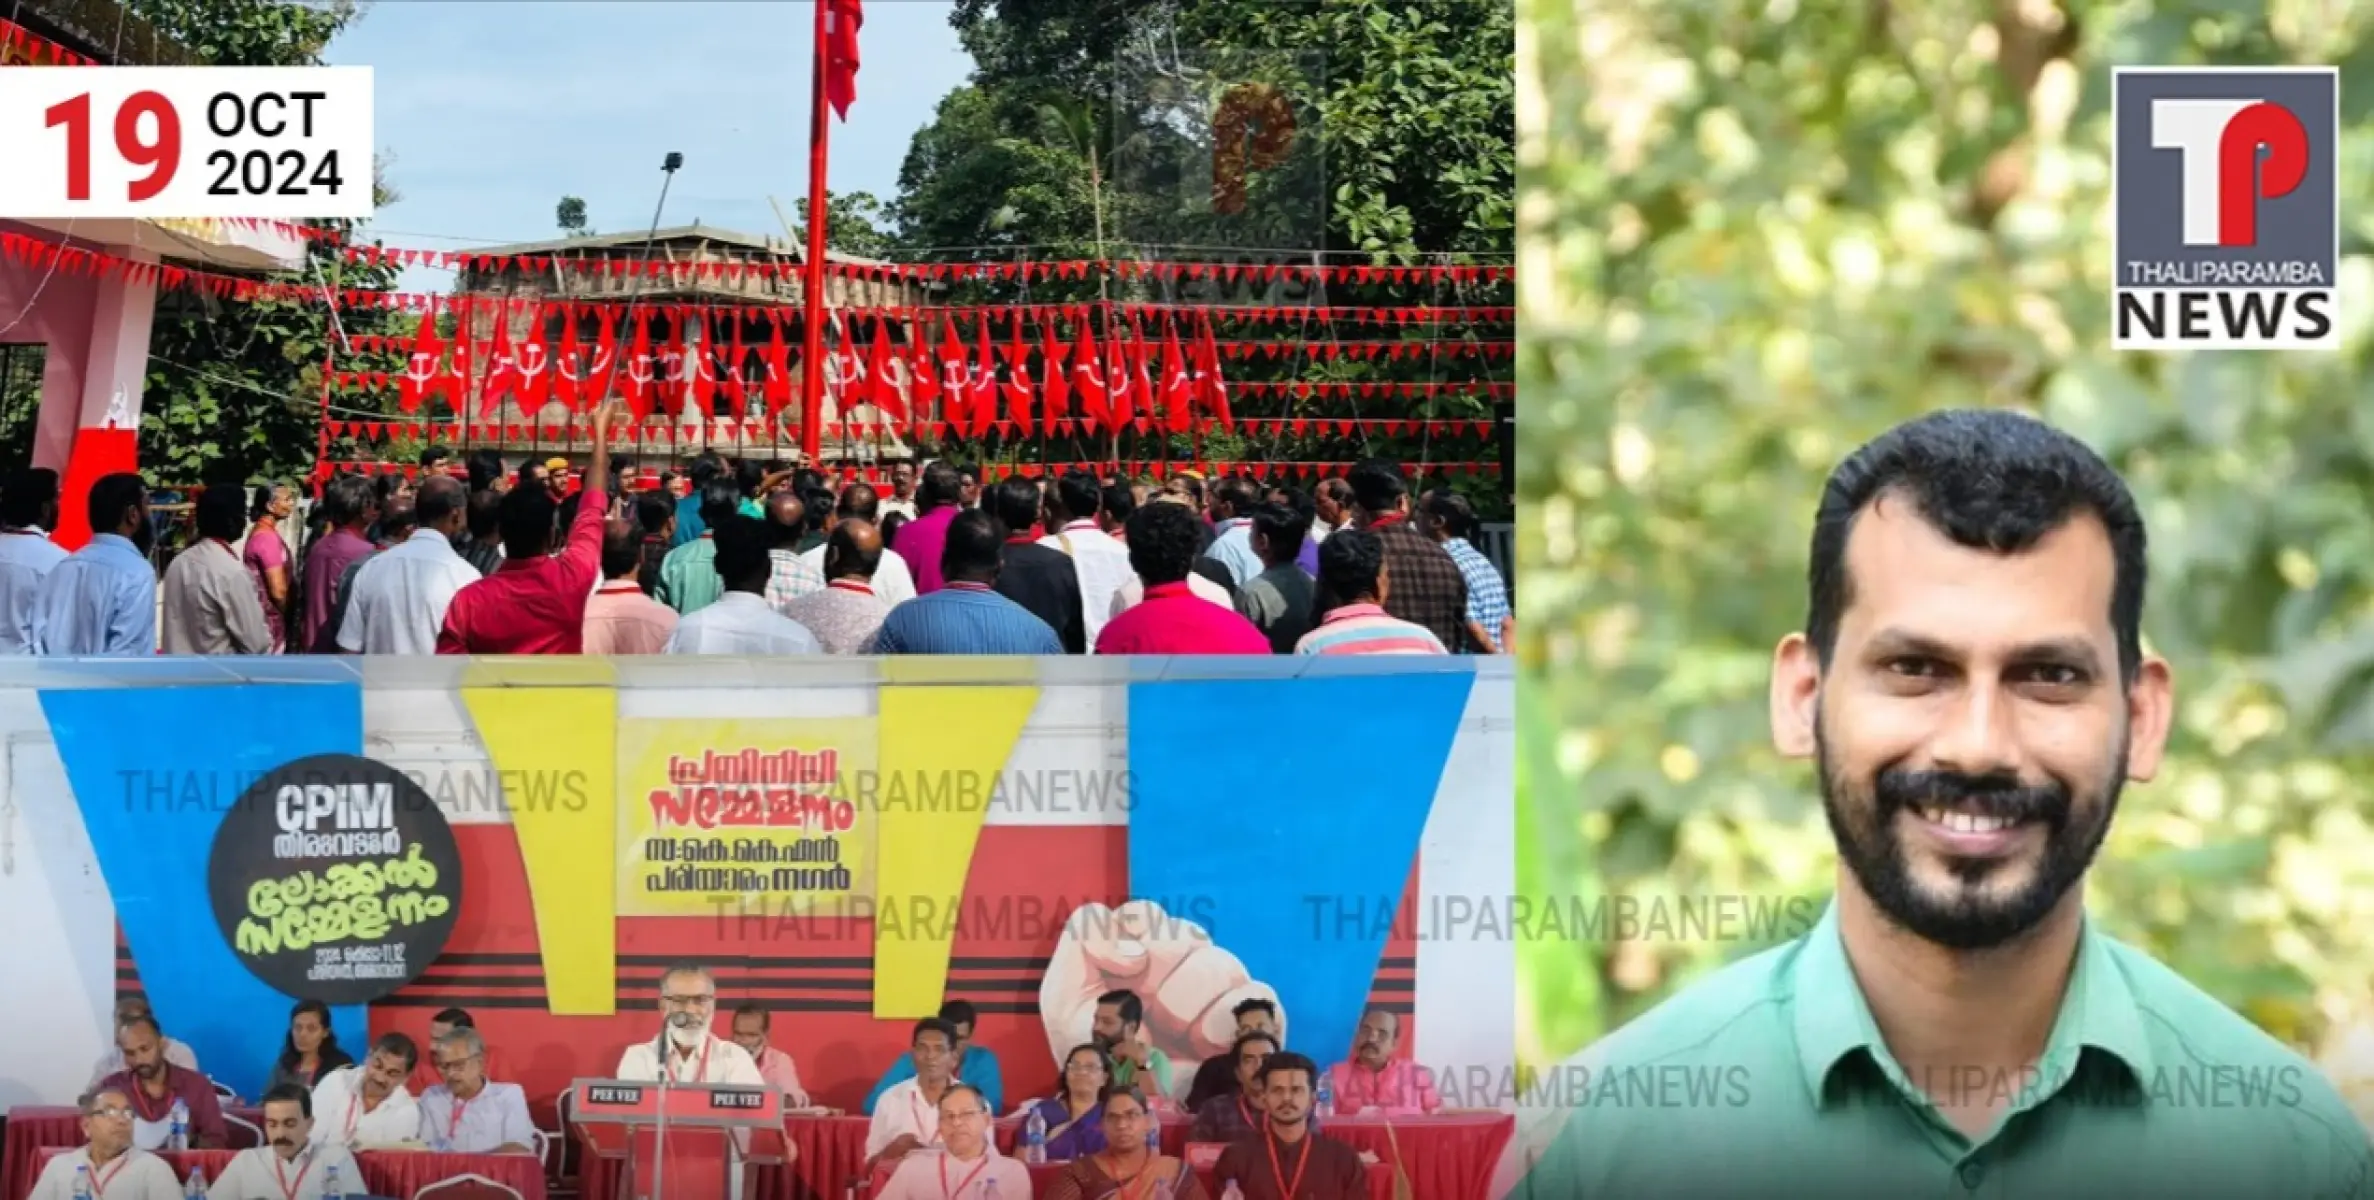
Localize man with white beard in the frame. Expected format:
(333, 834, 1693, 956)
(614, 964, 766, 1085)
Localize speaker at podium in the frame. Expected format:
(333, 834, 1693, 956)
(570, 1077, 792, 1200)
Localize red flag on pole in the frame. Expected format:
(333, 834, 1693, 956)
(479, 305, 520, 420)
(1068, 318, 1106, 431)
(764, 320, 793, 418)
(866, 320, 908, 423)
(516, 304, 552, 412)
(1001, 312, 1035, 437)
(823, 0, 864, 120)
(398, 308, 443, 415)
(1160, 318, 1192, 434)
(1039, 318, 1072, 428)
(1195, 312, 1232, 431)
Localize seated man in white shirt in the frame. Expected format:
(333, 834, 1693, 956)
(86, 998, 199, 1092)
(417, 1027, 534, 1153)
(615, 963, 768, 1085)
(208, 1084, 363, 1200)
(866, 1018, 963, 1168)
(27, 1087, 181, 1200)
(308, 1033, 420, 1150)
(874, 1083, 1030, 1200)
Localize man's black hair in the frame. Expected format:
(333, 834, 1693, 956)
(466, 488, 504, 540)
(0, 468, 58, 528)
(939, 999, 979, 1029)
(911, 1017, 959, 1047)
(1124, 503, 1201, 586)
(1097, 989, 1145, 1028)
(634, 491, 674, 535)
(987, 477, 1043, 533)
(370, 1032, 419, 1072)
(1101, 481, 1137, 526)
(1345, 458, 1407, 516)
(1233, 1031, 1281, 1060)
(1420, 487, 1477, 539)
(689, 451, 727, 489)
(918, 461, 965, 510)
(1212, 477, 1263, 518)
(319, 474, 375, 528)
(1250, 502, 1309, 566)
(698, 479, 743, 529)
(1806, 409, 2147, 680)
(1255, 1050, 1319, 1089)
(193, 484, 247, 542)
(713, 515, 775, 592)
(259, 1082, 313, 1119)
(87, 473, 146, 538)
(416, 476, 466, 528)
(430, 1007, 474, 1028)
(941, 509, 1006, 582)
(1317, 527, 1385, 608)
(418, 446, 452, 470)
(1232, 997, 1279, 1022)
(601, 519, 642, 580)
(1051, 471, 1102, 522)
(465, 450, 504, 493)
(837, 482, 881, 522)
(497, 485, 560, 560)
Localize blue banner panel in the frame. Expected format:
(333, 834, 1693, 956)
(42, 683, 366, 1101)
(1126, 670, 1475, 1067)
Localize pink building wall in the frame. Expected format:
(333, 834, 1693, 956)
(0, 219, 157, 546)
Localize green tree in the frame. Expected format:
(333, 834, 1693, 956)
(126, 0, 406, 485)
(892, 0, 1513, 509)
(794, 191, 898, 261)
(557, 195, 591, 237)
(1517, 0, 2374, 1082)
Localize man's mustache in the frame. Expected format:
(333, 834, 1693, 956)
(1875, 767, 2068, 826)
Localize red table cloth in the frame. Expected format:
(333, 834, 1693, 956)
(852, 1157, 1397, 1200)
(24, 1146, 546, 1200)
(1314, 1114, 1514, 1200)
(575, 1115, 868, 1200)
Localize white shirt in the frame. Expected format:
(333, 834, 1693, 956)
(206, 1145, 362, 1200)
(416, 1080, 535, 1153)
(88, 1037, 200, 1092)
(875, 1147, 1032, 1200)
(307, 1065, 420, 1149)
(0, 527, 67, 654)
(866, 1077, 950, 1158)
(336, 527, 482, 653)
(663, 592, 822, 655)
(1041, 520, 1132, 645)
(798, 541, 917, 606)
(27, 1146, 180, 1200)
(1111, 570, 1234, 617)
(879, 498, 918, 522)
(614, 1034, 766, 1085)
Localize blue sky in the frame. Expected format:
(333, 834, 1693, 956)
(324, 1, 975, 293)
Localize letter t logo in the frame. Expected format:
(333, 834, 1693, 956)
(2151, 98, 2310, 248)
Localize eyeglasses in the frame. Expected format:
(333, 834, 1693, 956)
(941, 1109, 989, 1122)
(1064, 1062, 1106, 1073)
(435, 1055, 479, 1072)
(1101, 1109, 1148, 1124)
(85, 1107, 131, 1120)
(662, 993, 715, 1007)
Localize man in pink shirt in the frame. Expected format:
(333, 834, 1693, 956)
(1325, 1007, 1442, 1116)
(1096, 501, 1270, 654)
(889, 461, 965, 594)
(583, 519, 678, 653)
(729, 1003, 812, 1107)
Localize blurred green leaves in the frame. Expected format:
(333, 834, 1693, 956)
(1518, 0, 2374, 1075)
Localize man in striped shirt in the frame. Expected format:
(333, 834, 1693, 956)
(1420, 488, 1511, 652)
(1295, 528, 1448, 656)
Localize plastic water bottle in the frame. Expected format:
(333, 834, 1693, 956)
(168, 1098, 189, 1151)
(1314, 1074, 1335, 1120)
(323, 1162, 343, 1198)
(1221, 1182, 1245, 1200)
(1151, 1173, 1177, 1199)
(70, 1164, 91, 1200)
(1146, 1119, 1160, 1154)
(1023, 1107, 1047, 1164)
(183, 1167, 207, 1198)
(981, 1179, 1002, 1200)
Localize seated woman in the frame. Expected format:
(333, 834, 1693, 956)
(1025, 1045, 1113, 1161)
(265, 999, 354, 1092)
(1190, 1032, 1279, 1145)
(1040, 1084, 1206, 1200)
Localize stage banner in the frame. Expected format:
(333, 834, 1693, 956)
(615, 717, 877, 918)
(207, 753, 462, 1006)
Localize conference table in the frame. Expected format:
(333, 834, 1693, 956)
(22, 1147, 547, 1200)
(574, 1110, 1512, 1200)
(858, 1157, 1399, 1199)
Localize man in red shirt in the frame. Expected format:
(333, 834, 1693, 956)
(1095, 502, 1270, 654)
(437, 403, 617, 654)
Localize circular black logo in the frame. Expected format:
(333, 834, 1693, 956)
(207, 754, 461, 1005)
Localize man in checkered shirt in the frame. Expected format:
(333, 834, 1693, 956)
(1343, 459, 1473, 651)
(1421, 488, 1511, 652)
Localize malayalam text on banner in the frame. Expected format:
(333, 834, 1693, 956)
(617, 718, 877, 917)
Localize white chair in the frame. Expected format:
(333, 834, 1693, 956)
(413, 1174, 523, 1200)
(223, 1113, 263, 1150)
(526, 1127, 551, 1176)
(547, 1087, 576, 1178)
(210, 1079, 240, 1105)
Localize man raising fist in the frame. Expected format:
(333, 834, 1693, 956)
(437, 401, 618, 654)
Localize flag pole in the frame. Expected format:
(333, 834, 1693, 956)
(799, 0, 833, 467)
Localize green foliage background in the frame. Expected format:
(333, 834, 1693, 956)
(1515, 0, 2374, 1096)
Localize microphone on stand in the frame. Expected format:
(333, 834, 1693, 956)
(651, 1018, 675, 1200)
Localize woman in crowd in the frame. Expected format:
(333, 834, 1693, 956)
(1040, 1084, 1204, 1200)
(265, 998, 353, 1091)
(1025, 1044, 1115, 1161)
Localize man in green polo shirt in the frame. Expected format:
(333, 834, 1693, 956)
(1513, 410, 2374, 1198)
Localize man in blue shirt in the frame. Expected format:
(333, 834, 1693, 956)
(670, 451, 727, 549)
(863, 999, 1005, 1115)
(31, 473, 155, 656)
(865, 510, 1064, 654)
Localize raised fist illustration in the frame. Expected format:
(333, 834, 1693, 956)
(1039, 899, 1284, 1101)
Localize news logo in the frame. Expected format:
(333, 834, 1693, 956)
(2112, 67, 2338, 351)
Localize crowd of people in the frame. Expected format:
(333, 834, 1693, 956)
(0, 405, 1510, 658)
(43, 973, 1445, 1198)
